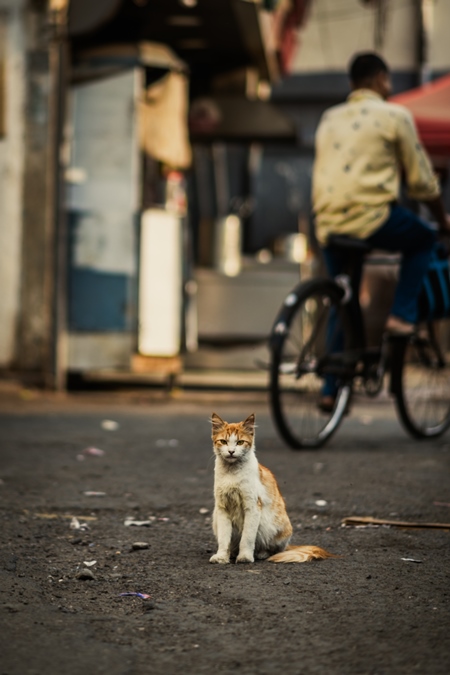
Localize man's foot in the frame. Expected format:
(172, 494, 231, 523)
(317, 394, 351, 415)
(385, 316, 415, 336)
(317, 395, 336, 413)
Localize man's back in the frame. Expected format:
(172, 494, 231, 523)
(313, 89, 439, 245)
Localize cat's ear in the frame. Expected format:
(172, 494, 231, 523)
(242, 413, 255, 434)
(211, 413, 226, 432)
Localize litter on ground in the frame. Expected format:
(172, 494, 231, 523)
(70, 517, 89, 531)
(342, 516, 450, 529)
(82, 447, 105, 457)
(33, 512, 97, 521)
(401, 558, 423, 563)
(131, 542, 149, 550)
(101, 420, 119, 431)
(124, 517, 155, 527)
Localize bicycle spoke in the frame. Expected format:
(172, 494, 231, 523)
(394, 320, 450, 438)
(270, 280, 353, 449)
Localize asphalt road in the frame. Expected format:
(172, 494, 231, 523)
(0, 386, 449, 675)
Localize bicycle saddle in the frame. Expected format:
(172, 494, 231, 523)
(327, 234, 371, 253)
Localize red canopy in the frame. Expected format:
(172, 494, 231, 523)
(390, 75, 450, 157)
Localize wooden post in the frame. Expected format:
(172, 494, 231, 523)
(17, 1, 69, 388)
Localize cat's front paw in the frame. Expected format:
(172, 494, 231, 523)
(209, 553, 230, 564)
(236, 552, 254, 564)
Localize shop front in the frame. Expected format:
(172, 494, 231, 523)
(62, 0, 309, 382)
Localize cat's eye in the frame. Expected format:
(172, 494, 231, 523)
(236, 440, 245, 445)
(219, 439, 228, 445)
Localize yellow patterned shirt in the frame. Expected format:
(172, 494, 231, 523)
(312, 89, 441, 245)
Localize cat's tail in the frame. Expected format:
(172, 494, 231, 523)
(267, 545, 337, 563)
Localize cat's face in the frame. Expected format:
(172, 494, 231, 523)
(211, 413, 255, 464)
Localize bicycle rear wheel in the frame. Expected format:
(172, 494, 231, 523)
(392, 319, 450, 438)
(270, 279, 354, 449)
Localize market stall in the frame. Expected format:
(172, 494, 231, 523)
(391, 74, 450, 157)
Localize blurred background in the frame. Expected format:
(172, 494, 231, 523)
(0, 0, 449, 390)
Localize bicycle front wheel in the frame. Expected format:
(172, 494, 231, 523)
(270, 279, 354, 449)
(392, 319, 450, 438)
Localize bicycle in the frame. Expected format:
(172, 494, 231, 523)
(269, 235, 450, 449)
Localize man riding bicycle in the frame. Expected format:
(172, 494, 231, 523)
(312, 52, 450, 411)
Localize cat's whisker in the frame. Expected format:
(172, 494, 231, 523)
(205, 453, 216, 473)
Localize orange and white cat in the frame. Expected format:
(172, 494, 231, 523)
(210, 412, 335, 564)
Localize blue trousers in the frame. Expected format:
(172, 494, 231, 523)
(320, 204, 437, 397)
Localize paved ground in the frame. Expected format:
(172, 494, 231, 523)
(0, 380, 449, 675)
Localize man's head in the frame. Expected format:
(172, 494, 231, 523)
(349, 52, 392, 99)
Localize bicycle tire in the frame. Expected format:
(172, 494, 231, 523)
(391, 319, 450, 439)
(270, 278, 354, 449)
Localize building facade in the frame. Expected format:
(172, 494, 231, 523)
(1, 0, 449, 383)
(0, 0, 26, 369)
